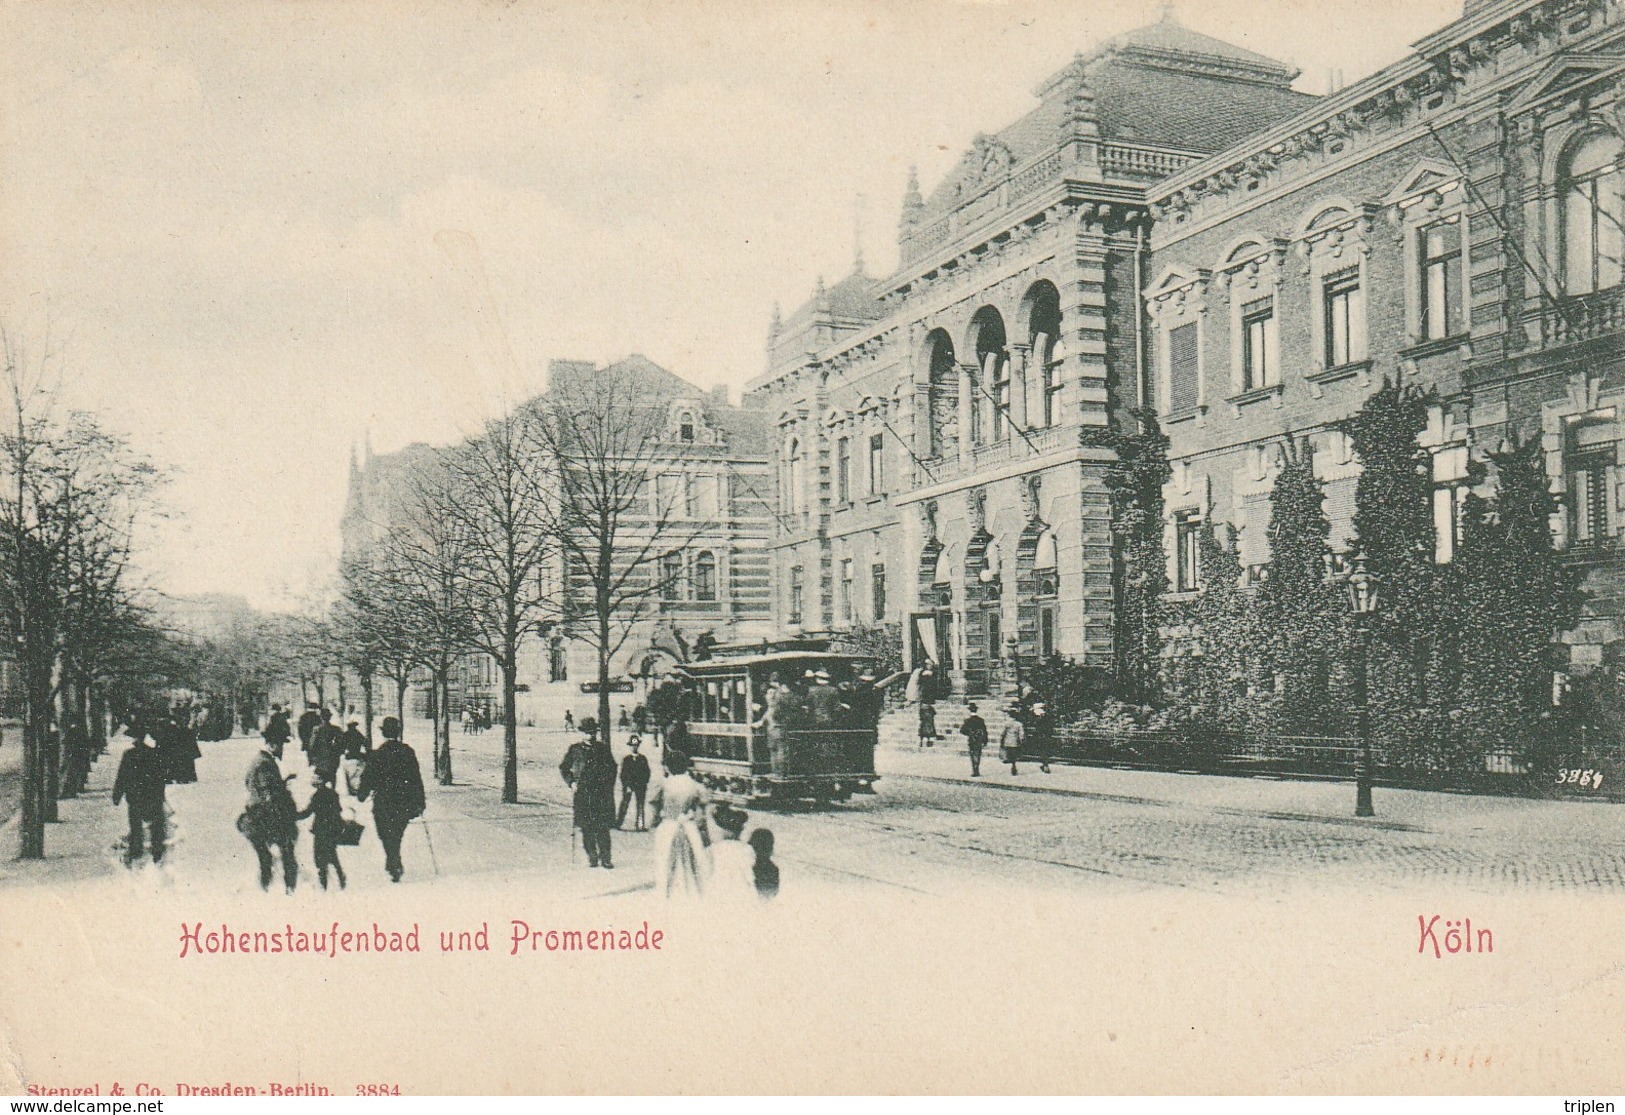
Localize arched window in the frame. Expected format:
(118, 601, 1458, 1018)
(693, 551, 717, 601)
(1564, 133, 1624, 296)
(1034, 530, 1059, 658)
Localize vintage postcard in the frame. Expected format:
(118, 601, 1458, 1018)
(2, 0, 1624, 1096)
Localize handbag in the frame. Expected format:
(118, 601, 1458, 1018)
(336, 819, 366, 846)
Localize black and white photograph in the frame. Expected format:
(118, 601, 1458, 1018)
(2, 0, 1623, 1096)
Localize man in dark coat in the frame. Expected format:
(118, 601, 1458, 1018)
(240, 729, 299, 892)
(308, 710, 344, 783)
(296, 704, 321, 753)
(560, 717, 617, 868)
(959, 702, 988, 777)
(357, 716, 426, 883)
(112, 723, 166, 868)
(263, 705, 292, 751)
(616, 736, 651, 831)
(341, 715, 371, 760)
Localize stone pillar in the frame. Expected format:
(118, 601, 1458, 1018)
(958, 363, 976, 466)
(1009, 342, 1031, 437)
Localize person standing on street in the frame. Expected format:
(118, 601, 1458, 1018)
(112, 721, 167, 870)
(357, 716, 426, 884)
(309, 709, 343, 784)
(239, 727, 299, 893)
(617, 735, 651, 831)
(560, 717, 617, 868)
(1000, 710, 1026, 776)
(959, 703, 987, 777)
(296, 704, 321, 754)
(263, 705, 292, 752)
(918, 698, 938, 748)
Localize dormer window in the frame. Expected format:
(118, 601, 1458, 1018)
(679, 416, 696, 443)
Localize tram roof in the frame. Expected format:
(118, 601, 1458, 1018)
(678, 650, 872, 673)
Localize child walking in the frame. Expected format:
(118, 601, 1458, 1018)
(299, 778, 348, 890)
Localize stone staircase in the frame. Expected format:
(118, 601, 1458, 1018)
(879, 697, 1016, 753)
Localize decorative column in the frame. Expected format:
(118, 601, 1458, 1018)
(1009, 342, 1031, 439)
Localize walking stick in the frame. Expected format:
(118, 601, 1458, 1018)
(419, 816, 440, 876)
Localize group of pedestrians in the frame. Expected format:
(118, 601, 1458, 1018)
(956, 688, 1054, 777)
(558, 716, 778, 901)
(238, 705, 426, 893)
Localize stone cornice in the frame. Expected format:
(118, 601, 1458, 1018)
(1150, 0, 1618, 232)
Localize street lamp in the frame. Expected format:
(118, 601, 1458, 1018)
(1005, 632, 1022, 693)
(1342, 551, 1382, 818)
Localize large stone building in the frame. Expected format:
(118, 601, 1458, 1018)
(1144, 0, 1624, 675)
(341, 355, 774, 723)
(744, 12, 1318, 695)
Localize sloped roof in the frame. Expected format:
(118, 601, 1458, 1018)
(1094, 16, 1300, 78)
(915, 13, 1314, 220)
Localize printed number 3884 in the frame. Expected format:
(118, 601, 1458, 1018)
(1555, 768, 1604, 789)
(355, 1085, 401, 1096)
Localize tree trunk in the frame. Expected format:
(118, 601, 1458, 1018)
(434, 667, 453, 785)
(337, 670, 348, 720)
(396, 678, 408, 732)
(89, 684, 107, 753)
(361, 669, 375, 742)
(18, 668, 51, 859)
(501, 656, 519, 803)
(597, 613, 612, 749)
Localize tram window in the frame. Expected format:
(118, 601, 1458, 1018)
(705, 680, 720, 722)
(732, 679, 748, 723)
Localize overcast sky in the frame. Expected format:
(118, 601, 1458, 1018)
(1, 0, 1460, 611)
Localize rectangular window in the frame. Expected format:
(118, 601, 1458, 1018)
(1323, 269, 1366, 368)
(839, 558, 854, 623)
(992, 358, 1010, 442)
(836, 437, 850, 504)
(788, 565, 804, 624)
(1431, 445, 1470, 565)
(1039, 607, 1056, 659)
(1175, 512, 1202, 593)
(660, 552, 683, 601)
(1570, 454, 1612, 545)
(1421, 220, 1464, 340)
(1168, 322, 1199, 414)
(1043, 340, 1064, 427)
(1241, 298, 1277, 391)
(871, 563, 886, 620)
(655, 473, 680, 519)
(868, 433, 885, 496)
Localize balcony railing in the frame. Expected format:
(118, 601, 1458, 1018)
(912, 424, 1082, 488)
(1529, 288, 1625, 349)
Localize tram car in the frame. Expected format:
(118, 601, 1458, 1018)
(676, 647, 883, 804)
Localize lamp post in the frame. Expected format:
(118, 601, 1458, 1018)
(1005, 632, 1021, 693)
(1342, 552, 1381, 818)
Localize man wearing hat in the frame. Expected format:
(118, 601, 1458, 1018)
(616, 734, 651, 831)
(560, 717, 618, 868)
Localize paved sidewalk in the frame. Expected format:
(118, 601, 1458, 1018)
(0, 732, 654, 898)
(878, 735, 1619, 840)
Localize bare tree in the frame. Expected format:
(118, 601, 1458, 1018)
(376, 462, 477, 784)
(430, 409, 557, 803)
(531, 364, 707, 747)
(1, 322, 162, 857)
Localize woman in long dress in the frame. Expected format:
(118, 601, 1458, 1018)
(649, 750, 711, 898)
